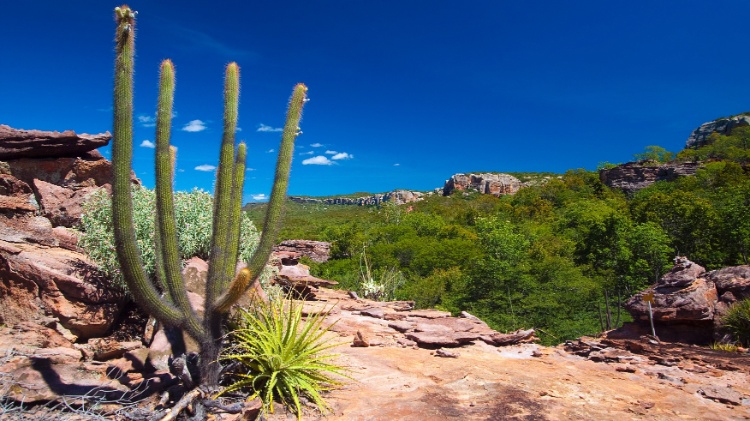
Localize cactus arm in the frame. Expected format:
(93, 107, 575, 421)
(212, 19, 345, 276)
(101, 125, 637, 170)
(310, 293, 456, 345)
(243, 84, 308, 280)
(154, 59, 205, 340)
(225, 142, 247, 286)
(205, 63, 240, 308)
(112, 5, 185, 328)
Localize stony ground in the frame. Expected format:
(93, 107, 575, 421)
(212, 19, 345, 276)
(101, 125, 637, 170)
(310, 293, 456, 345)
(1, 287, 749, 420)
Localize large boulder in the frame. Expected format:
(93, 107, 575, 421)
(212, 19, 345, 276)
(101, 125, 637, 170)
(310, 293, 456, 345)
(0, 125, 110, 160)
(706, 265, 750, 301)
(0, 240, 126, 338)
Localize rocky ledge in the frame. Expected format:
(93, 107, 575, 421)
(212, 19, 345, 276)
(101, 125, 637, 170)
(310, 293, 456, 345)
(599, 161, 701, 194)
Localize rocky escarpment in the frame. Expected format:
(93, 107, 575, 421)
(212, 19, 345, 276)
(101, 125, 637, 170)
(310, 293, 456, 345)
(0, 125, 139, 339)
(442, 173, 524, 197)
(599, 161, 702, 194)
(289, 189, 427, 206)
(686, 113, 750, 149)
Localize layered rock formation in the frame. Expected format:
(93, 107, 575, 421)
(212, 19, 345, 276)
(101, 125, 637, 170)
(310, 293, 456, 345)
(289, 189, 427, 206)
(622, 257, 750, 344)
(686, 114, 750, 149)
(599, 161, 701, 194)
(0, 125, 138, 339)
(442, 173, 523, 197)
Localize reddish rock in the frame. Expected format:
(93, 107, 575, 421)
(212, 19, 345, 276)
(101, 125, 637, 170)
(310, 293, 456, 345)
(0, 125, 110, 159)
(657, 256, 705, 288)
(443, 173, 523, 197)
(0, 215, 57, 247)
(599, 161, 702, 194)
(273, 239, 331, 263)
(627, 278, 717, 323)
(33, 179, 104, 227)
(0, 240, 125, 338)
(707, 265, 750, 300)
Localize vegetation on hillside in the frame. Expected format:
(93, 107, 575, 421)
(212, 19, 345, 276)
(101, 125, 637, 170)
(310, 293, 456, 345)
(248, 127, 750, 345)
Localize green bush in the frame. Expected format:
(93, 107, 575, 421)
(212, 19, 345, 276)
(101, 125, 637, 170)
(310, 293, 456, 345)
(78, 187, 260, 290)
(721, 298, 750, 347)
(220, 297, 348, 419)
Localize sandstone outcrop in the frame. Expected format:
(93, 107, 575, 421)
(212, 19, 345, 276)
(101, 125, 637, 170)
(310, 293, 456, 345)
(442, 172, 523, 197)
(0, 125, 135, 339)
(0, 125, 111, 159)
(273, 239, 331, 263)
(288, 189, 427, 206)
(599, 161, 701, 194)
(686, 114, 750, 149)
(623, 257, 750, 344)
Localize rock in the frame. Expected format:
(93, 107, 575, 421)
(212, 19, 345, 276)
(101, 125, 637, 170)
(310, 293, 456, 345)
(0, 125, 111, 159)
(360, 307, 387, 319)
(657, 256, 705, 288)
(686, 114, 750, 149)
(481, 329, 538, 346)
(352, 330, 370, 347)
(273, 239, 331, 263)
(287, 189, 426, 207)
(627, 278, 717, 323)
(699, 386, 744, 406)
(443, 173, 523, 197)
(707, 265, 750, 300)
(0, 240, 125, 338)
(434, 348, 460, 358)
(87, 337, 142, 361)
(405, 330, 480, 348)
(33, 179, 104, 227)
(599, 161, 702, 194)
(0, 214, 57, 247)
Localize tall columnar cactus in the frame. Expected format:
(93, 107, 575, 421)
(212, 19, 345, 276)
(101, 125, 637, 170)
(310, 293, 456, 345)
(112, 5, 307, 387)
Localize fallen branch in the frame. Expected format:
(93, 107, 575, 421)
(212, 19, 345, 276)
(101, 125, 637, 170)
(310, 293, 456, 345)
(158, 388, 202, 421)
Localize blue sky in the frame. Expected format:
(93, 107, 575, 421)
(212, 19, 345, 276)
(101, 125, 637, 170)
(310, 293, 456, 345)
(3, 1, 750, 201)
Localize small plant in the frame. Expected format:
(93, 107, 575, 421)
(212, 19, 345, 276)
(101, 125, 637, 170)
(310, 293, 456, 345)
(358, 246, 404, 301)
(721, 298, 750, 347)
(220, 298, 348, 419)
(78, 188, 261, 291)
(709, 341, 739, 353)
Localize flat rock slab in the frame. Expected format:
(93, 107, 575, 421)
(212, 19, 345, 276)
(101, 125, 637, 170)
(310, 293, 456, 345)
(0, 125, 110, 160)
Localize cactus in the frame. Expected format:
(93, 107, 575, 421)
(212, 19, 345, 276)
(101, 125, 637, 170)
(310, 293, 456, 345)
(111, 5, 307, 387)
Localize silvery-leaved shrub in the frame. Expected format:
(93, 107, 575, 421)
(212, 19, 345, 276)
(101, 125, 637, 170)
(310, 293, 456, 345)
(78, 187, 260, 291)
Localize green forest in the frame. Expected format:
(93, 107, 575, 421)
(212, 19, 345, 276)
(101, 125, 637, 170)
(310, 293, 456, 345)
(246, 126, 750, 345)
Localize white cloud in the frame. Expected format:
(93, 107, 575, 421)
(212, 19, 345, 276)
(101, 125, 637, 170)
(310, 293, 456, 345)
(302, 155, 333, 166)
(140, 140, 155, 148)
(332, 152, 353, 160)
(325, 150, 337, 155)
(300, 151, 314, 155)
(267, 149, 275, 153)
(236, 127, 242, 132)
(394, 163, 401, 166)
(246, 167, 256, 171)
(138, 115, 156, 127)
(194, 164, 216, 172)
(251, 193, 267, 201)
(310, 143, 323, 148)
(178, 169, 185, 172)
(182, 120, 207, 132)
(257, 123, 282, 132)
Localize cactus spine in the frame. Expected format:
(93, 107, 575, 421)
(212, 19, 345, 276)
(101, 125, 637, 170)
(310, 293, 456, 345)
(111, 5, 307, 387)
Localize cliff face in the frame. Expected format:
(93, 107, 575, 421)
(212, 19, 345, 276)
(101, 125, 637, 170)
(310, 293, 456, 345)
(599, 161, 701, 194)
(442, 173, 523, 197)
(686, 114, 750, 148)
(289, 189, 427, 206)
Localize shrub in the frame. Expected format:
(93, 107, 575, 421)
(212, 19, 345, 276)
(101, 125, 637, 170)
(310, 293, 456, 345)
(220, 298, 348, 419)
(721, 298, 750, 347)
(78, 187, 260, 290)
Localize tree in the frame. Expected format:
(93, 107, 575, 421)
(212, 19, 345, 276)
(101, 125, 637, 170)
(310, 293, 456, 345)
(634, 145, 674, 163)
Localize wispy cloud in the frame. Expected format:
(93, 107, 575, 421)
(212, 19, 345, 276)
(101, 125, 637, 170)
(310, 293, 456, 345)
(182, 120, 207, 132)
(267, 149, 275, 153)
(300, 151, 314, 155)
(195, 164, 216, 172)
(138, 115, 156, 127)
(167, 23, 254, 58)
(257, 123, 282, 132)
(332, 152, 353, 160)
(310, 143, 323, 148)
(140, 140, 155, 148)
(302, 155, 333, 166)
(251, 193, 267, 201)
(236, 127, 242, 132)
(325, 150, 337, 155)
(394, 163, 401, 166)
(246, 167, 256, 171)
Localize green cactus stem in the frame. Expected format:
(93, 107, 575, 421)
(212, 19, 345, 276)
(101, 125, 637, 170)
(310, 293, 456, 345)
(109, 5, 307, 388)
